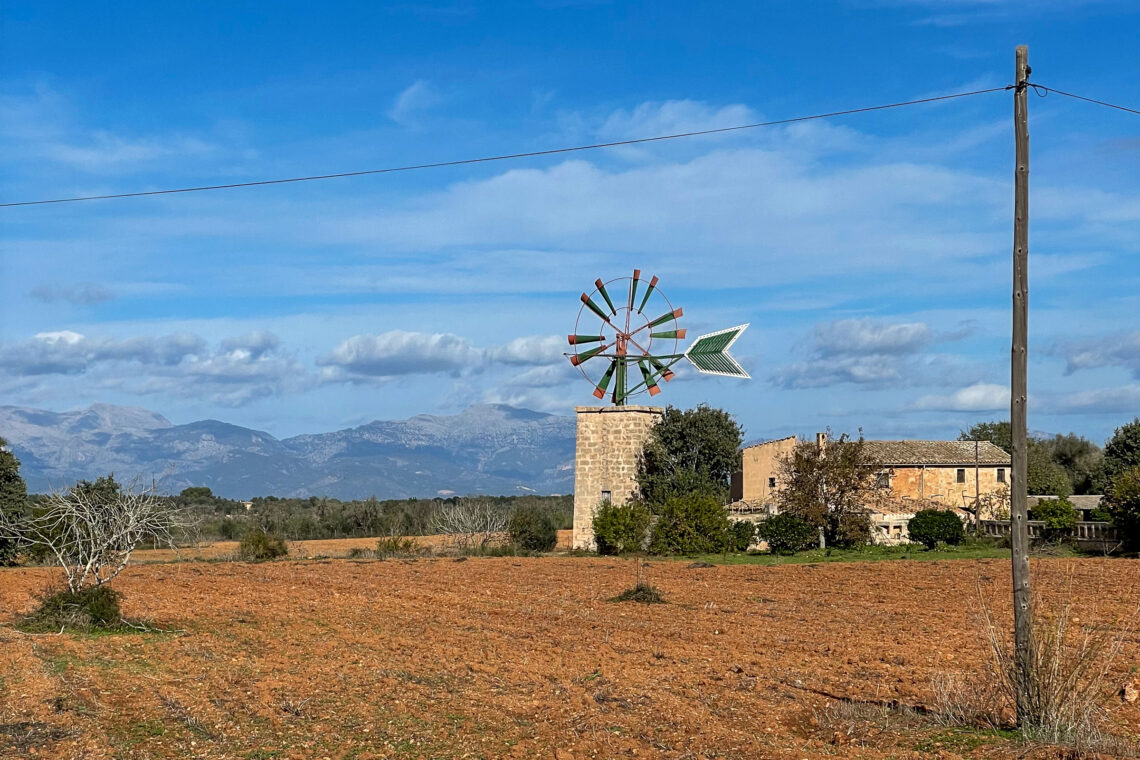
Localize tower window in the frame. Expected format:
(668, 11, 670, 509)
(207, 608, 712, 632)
(768, 477, 776, 489)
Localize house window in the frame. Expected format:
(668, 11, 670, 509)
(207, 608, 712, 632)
(997, 468, 1006, 483)
(956, 468, 966, 484)
(768, 477, 776, 489)
(875, 471, 890, 489)
(600, 490, 611, 503)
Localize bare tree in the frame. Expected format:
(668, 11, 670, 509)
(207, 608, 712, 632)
(0, 475, 189, 593)
(429, 498, 508, 552)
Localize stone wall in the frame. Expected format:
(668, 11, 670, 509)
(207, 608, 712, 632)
(886, 465, 1008, 509)
(732, 436, 798, 506)
(572, 405, 664, 550)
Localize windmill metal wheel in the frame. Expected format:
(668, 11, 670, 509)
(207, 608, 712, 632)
(567, 269, 686, 405)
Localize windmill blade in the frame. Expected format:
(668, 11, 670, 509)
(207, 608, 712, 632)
(570, 344, 609, 366)
(580, 293, 611, 323)
(647, 307, 683, 329)
(594, 279, 618, 315)
(649, 329, 687, 340)
(637, 275, 658, 314)
(593, 359, 618, 399)
(567, 334, 605, 345)
(637, 360, 662, 396)
(648, 355, 676, 382)
(683, 324, 750, 378)
(628, 269, 641, 313)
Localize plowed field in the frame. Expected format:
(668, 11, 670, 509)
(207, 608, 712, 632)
(1, 557, 1138, 759)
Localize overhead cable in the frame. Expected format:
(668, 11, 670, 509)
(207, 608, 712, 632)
(0, 87, 1009, 208)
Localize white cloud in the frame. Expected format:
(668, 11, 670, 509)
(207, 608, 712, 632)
(1047, 385, 1140, 415)
(41, 131, 214, 170)
(318, 330, 568, 383)
(318, 331, 482, 380)
(598, 100, 758, 141)
(771, 318, 947, 389)
(29, 283, 116, 305)
(0, 330, 305, 405)
(811, 318, 932, 357)
(913, 382, 1008, 411)
(1057, 332, 1140, 378)
(389, 80, 442, 125)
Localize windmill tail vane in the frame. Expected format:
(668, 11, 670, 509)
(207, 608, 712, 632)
(566, 269, 750, 405)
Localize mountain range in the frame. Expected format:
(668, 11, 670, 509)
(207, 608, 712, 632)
(0, 403, 576, 500)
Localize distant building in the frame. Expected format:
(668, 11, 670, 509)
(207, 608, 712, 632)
(861, 439, 1011, 510)
(731, 434, 1012, 544)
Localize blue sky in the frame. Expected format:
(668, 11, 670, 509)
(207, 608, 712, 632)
(1, 0, 1138, 445)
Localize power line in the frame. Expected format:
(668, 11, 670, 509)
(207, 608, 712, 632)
(1031, 84, 1140, 116)
(0, 86, 1009, 208)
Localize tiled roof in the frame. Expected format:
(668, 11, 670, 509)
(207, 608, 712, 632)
(863, 440, 1011, 466)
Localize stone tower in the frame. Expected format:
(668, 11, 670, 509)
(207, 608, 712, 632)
(572, 405, 664, 550)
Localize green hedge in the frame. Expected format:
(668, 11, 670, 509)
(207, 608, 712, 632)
(907, 509, 965, 550)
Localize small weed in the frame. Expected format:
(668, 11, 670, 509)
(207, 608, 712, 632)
(127, 719, 166, 740)
(280, 697, 311, 717)
(609, 583, 666, 604)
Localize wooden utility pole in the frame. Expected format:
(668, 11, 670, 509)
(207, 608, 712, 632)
(974, 440, 981, 536)
(1010, 44, 1033, 725)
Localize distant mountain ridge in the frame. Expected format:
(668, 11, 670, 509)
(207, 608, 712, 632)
(0, 403, 575, 500)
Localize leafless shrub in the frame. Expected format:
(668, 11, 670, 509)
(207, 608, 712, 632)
(428, 498, 507, 553)
(930, 669, 1009, 730)
(0, 476, 191, 593)
(812, 700, 924, 747)
(933, 581, 1138, 753)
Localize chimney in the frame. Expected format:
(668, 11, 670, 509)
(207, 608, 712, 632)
(816, 431, 829, 453)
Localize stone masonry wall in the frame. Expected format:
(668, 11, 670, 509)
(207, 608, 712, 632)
(572, 405, 664, 550)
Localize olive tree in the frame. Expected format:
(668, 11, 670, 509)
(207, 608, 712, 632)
(637, 404, 743, 505)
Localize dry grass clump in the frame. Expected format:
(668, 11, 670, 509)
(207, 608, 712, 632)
(932, 580, 1138, 755)
(609, 582, 667, 604)
(812, 700, 926, 747)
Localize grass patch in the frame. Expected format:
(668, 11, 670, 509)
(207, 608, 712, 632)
(608, 582, 666, 604)
(677, 540, 1015, 566)
(913, 728, 1017, 753)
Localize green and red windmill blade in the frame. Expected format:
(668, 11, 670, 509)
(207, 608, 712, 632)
(567, 270, 750, 405)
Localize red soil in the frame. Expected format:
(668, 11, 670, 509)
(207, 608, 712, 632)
(1, 556, 1137, 759)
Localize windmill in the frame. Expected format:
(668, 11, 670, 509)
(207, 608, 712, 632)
(567, 270, 750, 404)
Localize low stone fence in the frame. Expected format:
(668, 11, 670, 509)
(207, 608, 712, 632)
(981, 519, 1120, 550)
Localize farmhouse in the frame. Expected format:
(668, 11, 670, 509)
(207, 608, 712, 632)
(730, 434, 1012, 542)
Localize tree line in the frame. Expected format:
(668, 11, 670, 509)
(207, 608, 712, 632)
(593, 413, 1140, 555)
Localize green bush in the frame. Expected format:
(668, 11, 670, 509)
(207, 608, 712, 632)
(22, 585, 123, 632)
(757, 513, 817, 555)
(239, 527, 288, 561)
(592, 500, 651, 555)
(646, 492, 731, 556)
(508, 504, 558, 552)
(907, 509, 966, 550)
(1029, 497, 1078, 543)
(375, 535, 422, 559)
(1104, 467, 1140, 550)
(729, 520, 755, 552)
